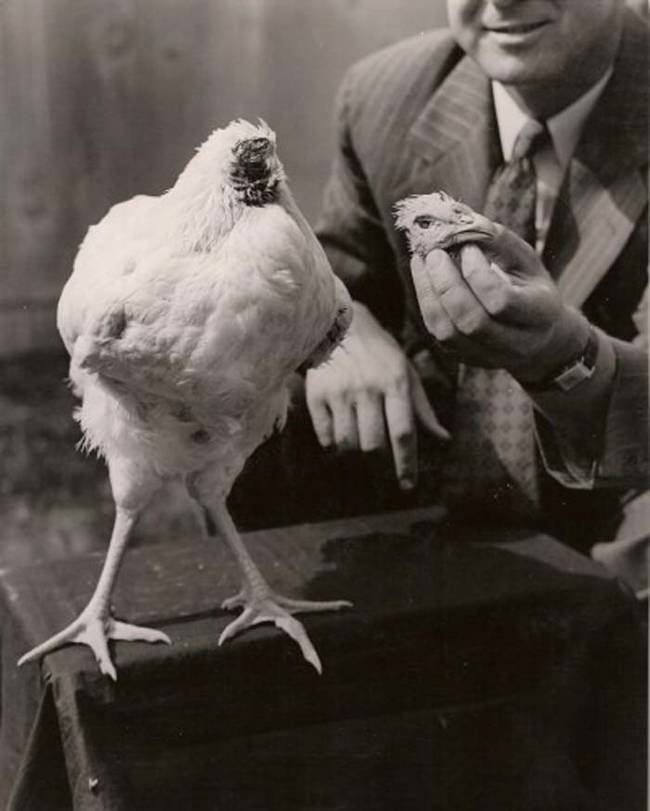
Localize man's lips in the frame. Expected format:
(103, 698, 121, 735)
(483, 20, 550, 35)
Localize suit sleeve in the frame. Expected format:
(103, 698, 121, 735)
(315, 67, 404, 334)
(533, 293, 649, 490)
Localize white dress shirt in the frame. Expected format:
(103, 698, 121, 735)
(491, 68, 613, 253)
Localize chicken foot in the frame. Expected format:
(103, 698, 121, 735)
(204, 500, 351, 674)
(18, 508, 170, 680)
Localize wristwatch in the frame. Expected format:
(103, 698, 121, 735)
(525, 328, 598, 393)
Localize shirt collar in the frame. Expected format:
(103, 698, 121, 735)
(491, 67, 613, 169)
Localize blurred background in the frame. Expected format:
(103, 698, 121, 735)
(1, 0, 449, 357)
(0, 0, 448, 567)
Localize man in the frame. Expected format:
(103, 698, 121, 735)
(306, 0, 648, 588)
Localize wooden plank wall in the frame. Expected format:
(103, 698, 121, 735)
(0, 0, 447, 357)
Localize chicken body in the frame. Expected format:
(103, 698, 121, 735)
(20, 120, 352, 678)
(65, 191, 345, 488)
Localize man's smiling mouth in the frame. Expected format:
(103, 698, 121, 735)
(485, 21, 549, 35)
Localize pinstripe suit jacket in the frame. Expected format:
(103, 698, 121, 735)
(317, 10, 648, 510)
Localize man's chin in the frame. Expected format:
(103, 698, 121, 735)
(473, 46, 558, 87)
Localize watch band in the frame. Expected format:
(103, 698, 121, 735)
(525, 328, 598, 393)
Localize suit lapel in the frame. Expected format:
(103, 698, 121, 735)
(405, 54, 500, 210)
(549, 165, 646, 308)
(544, 15, 648, 308)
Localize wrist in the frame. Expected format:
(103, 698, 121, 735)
(524, 327, 598, 393)
(350, 299, 401, 346)
(349, 300, 374, 334)
(514, 310, 592, 388)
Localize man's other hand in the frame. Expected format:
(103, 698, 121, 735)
(306, 301, 449, 490)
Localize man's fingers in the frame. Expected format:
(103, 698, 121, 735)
(410, 253, 438, 315)
(384, 389, 417, 490)
(408, 364, 450, 441)
(306, 394, 334, 448)
(356, 391, 388, 451)
(331, 395, 360, 450)
(410, 251, 460, 341)
(424, 248, 490, 338)
(458, 244, 515, 319)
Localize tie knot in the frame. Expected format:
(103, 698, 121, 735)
(511, 119, 548, 161)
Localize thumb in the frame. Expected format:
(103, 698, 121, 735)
(408, 363, 451, 441)
(483, 224, 545, 280)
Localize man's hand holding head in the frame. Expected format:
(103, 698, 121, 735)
(409, 225, 592, 386)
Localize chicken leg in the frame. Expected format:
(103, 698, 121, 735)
(18, 508, 170, 680)
(204, 499, 351, 674)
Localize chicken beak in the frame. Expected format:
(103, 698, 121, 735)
(446, 228, 493, 247)
(442, 214, 496, 249)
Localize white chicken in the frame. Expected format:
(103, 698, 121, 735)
(19, 119, 353, 680)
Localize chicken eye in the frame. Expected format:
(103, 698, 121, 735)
(414, 215, 435, 229)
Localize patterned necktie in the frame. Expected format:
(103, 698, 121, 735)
(441, 120, 550, 518)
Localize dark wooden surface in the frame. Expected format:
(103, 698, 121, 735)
(0, 507, 646, 810)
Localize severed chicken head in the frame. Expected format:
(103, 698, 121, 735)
(394, 191, 498, 256)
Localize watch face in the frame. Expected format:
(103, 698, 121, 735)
(524, 330, 598, 393)
(555, 362, 595, 391)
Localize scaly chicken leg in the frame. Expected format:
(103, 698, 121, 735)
(18, 507, 170, 680)
(204, 499, 351, 674)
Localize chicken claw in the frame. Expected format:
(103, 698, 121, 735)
(219, 591, 352, 674)
(18, 611, 171, 681)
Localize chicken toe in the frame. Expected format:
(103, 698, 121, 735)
(18, 611, 171, 681)
(219, 591, 352, 674)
